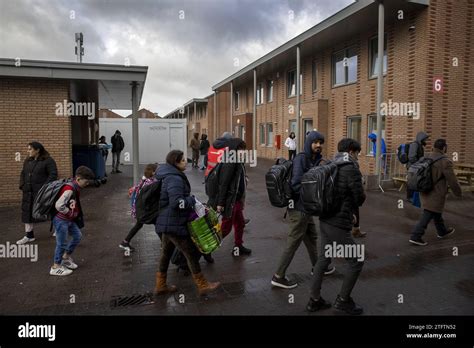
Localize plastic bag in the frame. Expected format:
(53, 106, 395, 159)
(194, 198, 206, 218)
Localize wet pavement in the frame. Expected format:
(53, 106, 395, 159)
(0, 158, 473, 316)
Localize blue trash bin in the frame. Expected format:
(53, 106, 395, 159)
(72, 145, 106, 181)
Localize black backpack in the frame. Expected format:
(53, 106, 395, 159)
(397, 143, 411, 164)
(407, 156, 443, 192)
(265, 158, 293, 208)
(299, 161, 348, 216)
(32, 179, 73, 222)
(135, 179, 163, 224)
(205, 162, 222, 201)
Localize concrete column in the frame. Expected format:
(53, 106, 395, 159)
(131, 81, 139, 185)
(253, 69, 257, 150)
(230, 81, 233, 134)
(375, 0, 385, 184)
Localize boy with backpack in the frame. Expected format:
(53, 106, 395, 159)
(271, 131, 335, 290)
(306, 138, 366, 315)
(409, 139, 462, 246)
(50, 166, 95, 276)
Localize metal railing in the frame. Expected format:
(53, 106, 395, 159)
(379, 153, 406, 183)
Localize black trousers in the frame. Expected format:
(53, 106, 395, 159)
(159, 234, 201, 274)
(411, 209, 448, 240)
(288, 150, 296, 161)
(124, 221, 144, 243)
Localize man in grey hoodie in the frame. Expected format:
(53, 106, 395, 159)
(406, 131, 429, 201)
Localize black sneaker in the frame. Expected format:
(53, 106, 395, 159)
(306, 296, 332, 312)
(271, 275, 297, 289)
(116, 170, 123, 173)
(334, 295, 363, 315)
(310, 265, 336, 276)
(438, 227, 455, 239)
(409, 238, 428, 246)
(119, 241, 135, 252)
(235, 245, 252, 256)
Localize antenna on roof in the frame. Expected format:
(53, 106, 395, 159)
(75, 33, 84, 63)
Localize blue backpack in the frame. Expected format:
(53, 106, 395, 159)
(397, 143, 411, 164)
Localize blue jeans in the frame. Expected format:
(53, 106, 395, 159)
(52, 216, 82, 265)
(411, 209, 448, 240)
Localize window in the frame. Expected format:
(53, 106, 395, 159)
(303, 119, 313, 135)
(256, 83, 264, 105)
(332, 46, 358, 86)
(234, 90, 240, 111)
(312, 60, 317, 92)
(267, 80, 274, 102)
(259, 124, 265, 145)
(287, 70, 303, 97)
(369, 34, 388, 78)
(347, 116, 362, 144)
(266, 123, 274, 146)
(367, 114, 386, 155)
(289, 120, 297, 135)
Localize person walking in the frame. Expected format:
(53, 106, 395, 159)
(189, 133, 200, 169)
(199, 134, 210, 170)
(154, 150, 220, 296)
(406, 131, 429, 202)
(271, 131, 335, 290)
(17, 141, 58, 245)
(285, 132, 297, 160)
(111, 130, 125, 174)
(119, 163, 158, 252)
(307, 138, 366, 315)
(409, 139, 462, 246)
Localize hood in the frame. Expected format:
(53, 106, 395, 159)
(303, 131, 325, 157)
(155, 163, 183, 180)
(333, 152, 357, 164)
(201, 134, 208, 140)
(368, 133, 377, 141)
(213, 137, 232, 149)
(415, 131, 429, 144)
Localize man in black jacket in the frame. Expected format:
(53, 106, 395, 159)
(207, 136, 251, 256)
(111, 130, 125, 174)
(307, 138, 366, 315)
(271, 131, 335, 290)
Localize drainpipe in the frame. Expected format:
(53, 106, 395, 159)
(253, 69, 257, 151)
(375, 0, 385, 188)
(230, 81, 233, 134)
(296, 45, 301, 151)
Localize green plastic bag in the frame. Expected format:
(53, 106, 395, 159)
(187, 208, 222, 254)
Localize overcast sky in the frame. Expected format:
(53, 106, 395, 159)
(0, 0, 353, 116)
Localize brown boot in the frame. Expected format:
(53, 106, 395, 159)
(154, 272, 177, 295)
(192, 272, 221, 296)
(352, 227, 367, 238)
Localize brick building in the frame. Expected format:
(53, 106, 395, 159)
(0, 59, 148, 206)
(205, 0, 473, 176)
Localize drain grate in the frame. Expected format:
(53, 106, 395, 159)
(110, 292, 155, 309)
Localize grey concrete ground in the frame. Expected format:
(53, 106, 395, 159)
(0, 158, 473, 315)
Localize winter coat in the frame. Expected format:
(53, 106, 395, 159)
(207, 137, 246, 219)
(368, 133, 387, 157)
(111, 134, 125, 153)
(420, 148, 462, 213)
(407, 131, 429, 168)
(154, 164, 195, 236)
(200, 139, 210, 155)
(190, 137, 200, 152)
(291, 131, 325, 212)
(319, 152, 366, 230)
(284, 137, 297, 151)
(20, 155, 58, 223)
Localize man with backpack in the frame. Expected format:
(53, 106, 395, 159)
(405, 131, 429, 202)
(409, 139, 462, 246)
(306, 138, 366, 315)
(271, 131, 335, 290)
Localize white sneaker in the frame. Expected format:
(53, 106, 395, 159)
(52, 231, 56, 237)
(16, 236, 35, 245)
(50, 266, 73, 276)
(62, 258, 78, 270)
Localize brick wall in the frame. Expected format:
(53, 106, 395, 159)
(0, 78, 72, 207)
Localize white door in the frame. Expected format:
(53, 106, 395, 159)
(170, 126, 184, 152)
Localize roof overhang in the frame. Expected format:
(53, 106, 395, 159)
(212, 0, 429, 91)
(0, 58, 148, 109)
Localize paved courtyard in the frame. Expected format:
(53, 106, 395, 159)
(0, 159, 473, 316)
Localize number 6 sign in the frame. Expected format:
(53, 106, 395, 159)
(433, 76, 443, 93)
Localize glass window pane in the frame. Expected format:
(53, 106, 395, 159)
(288, 70, 295, 96)
(347, 48, 358, 83)
(334, 53, 345, 85)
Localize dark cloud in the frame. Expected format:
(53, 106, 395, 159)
(0, 0, 353, 115)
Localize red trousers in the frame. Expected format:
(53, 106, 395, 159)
(221, 200, 244, 246)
